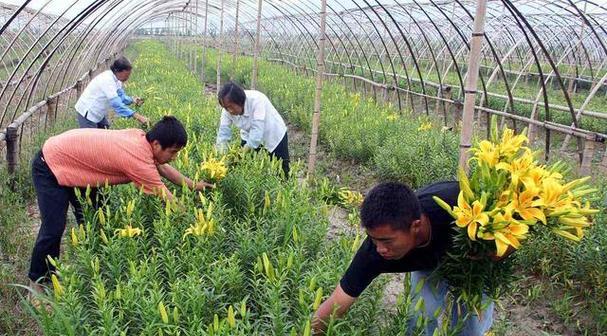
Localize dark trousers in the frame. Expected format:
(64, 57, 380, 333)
(77, 112, 110, 129)
(28, 151, 99, 282)
(241, 132, 290, 178)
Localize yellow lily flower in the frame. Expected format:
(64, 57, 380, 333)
(472, 140, 499, 167)
(183, 207, 216, 239)
(520, 166, 546, 194)
(558, 215, 591, 228)
(338, 188, 364, 208)
(510, 189, 546, 224)
(537, 178, 564, 208)
(417, 121, 432, 131)
(498, 128, 527, 158)
(115, 225, 143, 238)
(51, 274, 64, 299)
(227, 305, 236, 328)
(200, 157, 228, 181)
(453, 192, 489, 240)
(552, 228, 582, 242)
(495, 151, 534, 187)
(490, 209, 529, 256)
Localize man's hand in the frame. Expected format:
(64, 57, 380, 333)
(133, 113, 150, 127)
(312, 284, 356, 335)
(489, 245, 516, 262)
(195, 181, 216, 191)
(133, 96, 145, 107)
(467, 245, 516, 262)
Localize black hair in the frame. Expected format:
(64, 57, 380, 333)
(218, 81, 246, 107)
(145, 116, 187, 149)
(110, 56, 132, 73)
(360, 182, 421, 231)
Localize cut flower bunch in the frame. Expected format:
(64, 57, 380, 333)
(433, 116, 599, 313)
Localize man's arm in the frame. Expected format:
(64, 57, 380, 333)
(117, 88, 134, 105)
(157, 164, 215, 191)
(108, 97, 149, 125)
(312, 284, 357, 335)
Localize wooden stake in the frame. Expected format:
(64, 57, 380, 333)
(251, 0, 263, 90)
(459, 0, 488, 170)
(6, 122, 19, 181)
(233, 0, 240, 77)
(46, 96, 58, 128)
(579, 137, 595, 175)
(201, 0, 208, 86)
(217, 0, 224, 90)
(307, 0, 328, 177)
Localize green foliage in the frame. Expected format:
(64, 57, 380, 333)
(28, 40, 424, 335)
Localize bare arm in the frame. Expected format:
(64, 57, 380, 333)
(157, 164, 215, 191)
(132, 112, 149, 126)
(312, 284, 357, 335)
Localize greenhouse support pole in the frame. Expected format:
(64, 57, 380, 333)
(251, 0, 263, 90)
(189, 5, 194, 71)
(233, 0, 240, 76)
(201, 0, 208, 86)
(217, 0, 224, 92)
(46, 96, 58, 127)
(459, 0, 488, 170)
(6, 123, 18, 176)
(76, 79, 84, 98)
(307, 0, 328, 176)
(579, 137, 594, 175)
(194, 0, 198, 74)
(561, 2, 588, 152)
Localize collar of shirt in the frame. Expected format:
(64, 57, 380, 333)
(242, 98, 253, 118)
(111, 71, 123, 89)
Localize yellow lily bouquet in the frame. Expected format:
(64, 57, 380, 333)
(432, 117, 598, 312)
(200, 156, 228, 182)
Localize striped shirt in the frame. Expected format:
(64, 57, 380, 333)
(42, 128, 171, 198)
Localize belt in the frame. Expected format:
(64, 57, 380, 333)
(40, 150, 46, 162)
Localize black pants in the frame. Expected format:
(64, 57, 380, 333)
(77, 112, 110, 129)
(28, 151, 99, 282)
(241, 132, 290, 178)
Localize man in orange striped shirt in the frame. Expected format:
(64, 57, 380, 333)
(28, 116, 212, 290)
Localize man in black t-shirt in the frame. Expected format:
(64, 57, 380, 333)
(312, 182, 494, 335)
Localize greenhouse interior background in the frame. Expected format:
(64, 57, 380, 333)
(1, 0, 607, 335)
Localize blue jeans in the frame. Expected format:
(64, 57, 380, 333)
(409, 270, 494, 335)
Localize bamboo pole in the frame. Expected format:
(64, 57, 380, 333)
(193, 1, 198, 74)
(46, 96, 58, 128)
(233, 0, 240, 78)
(459, 0, 488, 170)
(561, 2, 588, 151)
(201, 0, 208, 86)
(579, 137, 595, 175)
(6, 123, 18, 176)
(217, 0, 224, 91)
(251, 0, 263, 90)
(307, 0, 328, 176)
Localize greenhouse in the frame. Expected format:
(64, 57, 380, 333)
(0, 0, 606, 335)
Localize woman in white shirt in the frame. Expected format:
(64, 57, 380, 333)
(75, 57, 149, 129)
(216, 82, 290, 177)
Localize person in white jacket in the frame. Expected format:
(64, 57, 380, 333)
(75, 56, 149, 129)
(215, 81, 290, 177)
